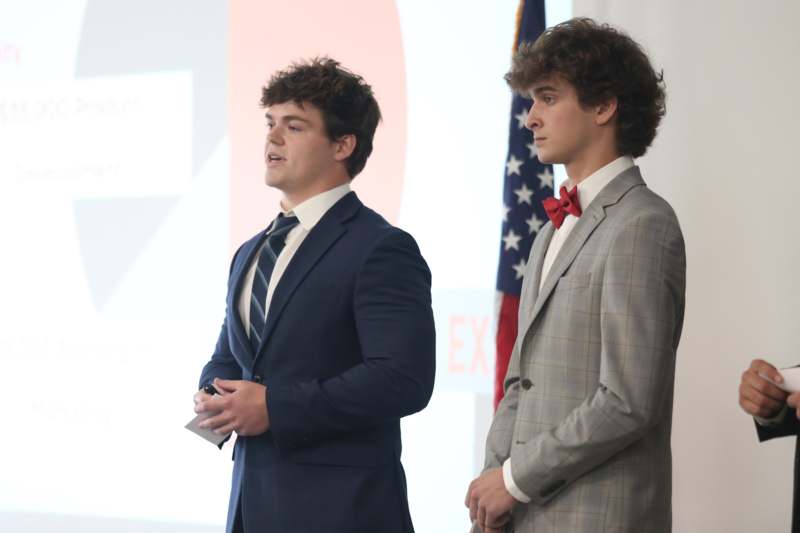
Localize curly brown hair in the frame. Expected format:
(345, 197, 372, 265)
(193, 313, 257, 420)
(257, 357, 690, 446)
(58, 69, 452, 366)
(506, 18, 665, 158)
(261, 57, 382, 178)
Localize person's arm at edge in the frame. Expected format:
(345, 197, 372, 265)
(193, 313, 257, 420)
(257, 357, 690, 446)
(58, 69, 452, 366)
(198, 246, 245, 388)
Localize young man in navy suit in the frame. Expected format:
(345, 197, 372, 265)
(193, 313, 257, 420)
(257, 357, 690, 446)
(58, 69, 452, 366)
(193, 58, 435, 533)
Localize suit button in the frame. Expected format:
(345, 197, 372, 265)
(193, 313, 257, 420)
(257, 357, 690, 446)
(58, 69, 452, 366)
(521, 379, 533, 390)
(253, 375, 262, 383)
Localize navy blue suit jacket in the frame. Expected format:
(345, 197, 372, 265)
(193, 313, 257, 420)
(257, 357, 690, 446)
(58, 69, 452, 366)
(199, 192, 435, 533)
(757, 414, 800, 533)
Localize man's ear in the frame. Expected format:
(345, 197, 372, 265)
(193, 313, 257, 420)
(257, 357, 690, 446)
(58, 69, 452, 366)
(594, 97, 618, 126)
(333, 134, 357, 162)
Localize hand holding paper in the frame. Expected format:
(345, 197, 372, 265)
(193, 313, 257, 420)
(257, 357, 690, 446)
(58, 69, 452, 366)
(185, 384, 230, 446)
(195, 378, 270, 437)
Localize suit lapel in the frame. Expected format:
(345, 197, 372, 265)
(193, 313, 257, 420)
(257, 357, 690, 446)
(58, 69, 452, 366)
(525, 223, 554, 308)
(254, 192, 361, 363)
(521, 167, 646, 335)
(226, 231, 268, 369)
(530, 203, 607, 320)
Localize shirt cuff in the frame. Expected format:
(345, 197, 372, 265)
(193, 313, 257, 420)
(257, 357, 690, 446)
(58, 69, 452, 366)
(502, 458, 531, 503)
(755, 404, 789, 427)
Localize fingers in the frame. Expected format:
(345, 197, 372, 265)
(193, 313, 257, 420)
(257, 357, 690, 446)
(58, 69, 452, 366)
(195, 394, 228, 414)
(739, 380, 785, 418)
(199, 410, 234, 432)
(478, 512, 510, 533)
(477, 503, 487, 531)
(743, 366, 786, 401)
(740, 372, 786, 403)
(739, 360, 788, 418)
(740, 397, 780, 419)
(468, 471, 511, 528)
(214, 378, 239, 393)
(469, 495, 478, 523)
(213, 420, 238, 435)
(193, 391, 212, 405)
(465, 481, 478, 522)
(749, 359, 782, 383)
(482, 505, 510, 533)
(492, 512, 511, 527)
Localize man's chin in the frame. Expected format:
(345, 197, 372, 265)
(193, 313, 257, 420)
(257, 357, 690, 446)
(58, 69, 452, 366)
(537, 152, 555, 165)
(264, 172, 282, 188)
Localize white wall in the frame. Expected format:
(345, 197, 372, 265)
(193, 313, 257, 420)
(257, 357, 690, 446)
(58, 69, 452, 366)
(572, 1, 800, 530)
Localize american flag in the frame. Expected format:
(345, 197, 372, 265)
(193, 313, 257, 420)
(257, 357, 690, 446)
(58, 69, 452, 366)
(494, 0, 551, 409)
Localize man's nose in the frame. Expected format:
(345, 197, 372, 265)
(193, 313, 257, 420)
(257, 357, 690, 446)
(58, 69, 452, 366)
(525, 105, 540, 131)
(267, 127, 283, 144)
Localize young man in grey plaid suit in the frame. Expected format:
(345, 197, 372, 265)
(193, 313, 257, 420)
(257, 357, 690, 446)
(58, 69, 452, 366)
(466, 18, 686, 533)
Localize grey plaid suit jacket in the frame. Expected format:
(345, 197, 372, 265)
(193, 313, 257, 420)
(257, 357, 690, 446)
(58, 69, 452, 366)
(480, 166, 686, 533)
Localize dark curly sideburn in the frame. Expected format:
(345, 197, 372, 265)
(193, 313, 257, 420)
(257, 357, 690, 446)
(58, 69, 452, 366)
(506, 18, 666, 158)
(261, 57, 382, 178)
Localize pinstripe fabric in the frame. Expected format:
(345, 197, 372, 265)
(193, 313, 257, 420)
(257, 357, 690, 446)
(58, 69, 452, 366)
(480, 167, 686, 533)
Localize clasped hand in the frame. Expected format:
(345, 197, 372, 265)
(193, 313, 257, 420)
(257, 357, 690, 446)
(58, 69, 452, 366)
(193, 378, 270, 436)
(464, 467, 516, 533)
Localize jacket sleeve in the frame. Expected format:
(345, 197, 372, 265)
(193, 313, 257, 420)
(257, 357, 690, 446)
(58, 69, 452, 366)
(266, 230, 436, 450)
(509, 211, 686, 504)
(481, 354, 521, 472)
(756, 407, 800, 442)
(198, 247, 244, 388)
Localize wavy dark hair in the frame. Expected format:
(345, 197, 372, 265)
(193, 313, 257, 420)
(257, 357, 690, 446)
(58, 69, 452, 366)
(506, 18, 666, 158)
(261, 57, 381, 178)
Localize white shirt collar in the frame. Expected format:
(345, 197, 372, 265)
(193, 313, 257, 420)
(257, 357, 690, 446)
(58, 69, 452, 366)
(282, 183, 351, 231)
(570, 156, 634, 210)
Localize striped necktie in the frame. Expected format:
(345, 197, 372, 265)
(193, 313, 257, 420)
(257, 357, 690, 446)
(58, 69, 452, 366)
(249, 213, 299, 351)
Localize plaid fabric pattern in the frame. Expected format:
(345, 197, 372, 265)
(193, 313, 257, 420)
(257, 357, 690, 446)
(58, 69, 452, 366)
(482, 167, 686, 533)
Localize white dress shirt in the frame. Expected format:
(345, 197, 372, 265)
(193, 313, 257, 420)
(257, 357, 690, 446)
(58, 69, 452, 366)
(503, 155, 635, 503)
(237, 183, 351, 334)
(539, 156, 635, 290)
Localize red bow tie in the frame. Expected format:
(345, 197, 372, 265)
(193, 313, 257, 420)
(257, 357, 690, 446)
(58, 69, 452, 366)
(542, 186, 582, 229)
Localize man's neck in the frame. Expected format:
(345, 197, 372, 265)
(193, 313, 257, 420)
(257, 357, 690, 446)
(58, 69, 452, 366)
(279, 177, 350, 212)
(565, 149, 621, 186)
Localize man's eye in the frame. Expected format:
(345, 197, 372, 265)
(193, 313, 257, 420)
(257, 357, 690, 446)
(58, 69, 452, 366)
(266, 122, 275, 129)
(288, 125, 301, 132)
